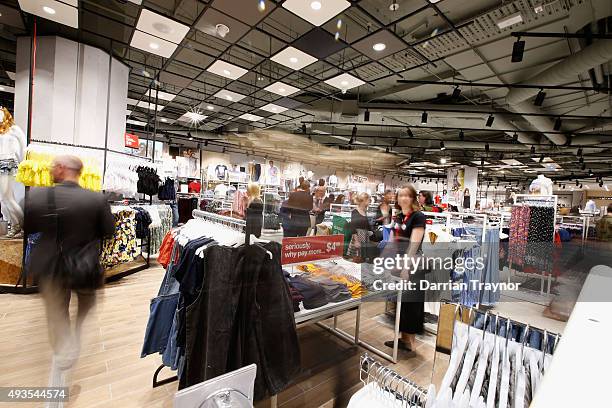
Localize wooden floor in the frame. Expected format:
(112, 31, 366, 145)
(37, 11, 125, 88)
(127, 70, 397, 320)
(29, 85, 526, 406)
(0, 265, 442, 408)
(0, 262, 566, 408)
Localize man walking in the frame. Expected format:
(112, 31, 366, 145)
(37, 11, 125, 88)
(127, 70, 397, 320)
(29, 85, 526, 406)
(25, 155, 115, 395)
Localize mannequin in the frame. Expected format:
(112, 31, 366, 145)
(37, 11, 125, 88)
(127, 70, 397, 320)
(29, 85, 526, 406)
(0, 107, 26, 238)
(529, 174, 553, 195)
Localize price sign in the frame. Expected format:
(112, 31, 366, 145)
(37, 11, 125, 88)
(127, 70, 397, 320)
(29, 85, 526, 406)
(124, 133, 139, 149)
(281, 235, 344, 265)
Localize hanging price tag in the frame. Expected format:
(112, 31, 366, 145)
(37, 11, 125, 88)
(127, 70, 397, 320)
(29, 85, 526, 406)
(281, 235, 344, 265)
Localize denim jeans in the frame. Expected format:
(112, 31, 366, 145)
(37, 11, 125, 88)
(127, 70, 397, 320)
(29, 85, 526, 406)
(140, 293, 179, 357)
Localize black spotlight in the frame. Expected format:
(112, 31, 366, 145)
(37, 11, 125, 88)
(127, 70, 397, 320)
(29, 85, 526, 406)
(553, 117, 562, 131)
(576, 179, 580, 186)
(480, 158, 485, 166)
(579, 156, 584, 164)
(534, 89, 546, 106)
(581, 163, 586, 170)
(352, 125, 357, 137)
(407, 127, 414, 138)
(579, 183, 583, 189)
(485, 143, 490, 152)
(452, 86, 461, 100)
(421, 111, 428, 124)
(459, 130, 464, 141)
(302, 123, 306, 133)
(512, 133, 519, 143)
(512, 38, 525, 62)
(577, 147, 583, 156)
(485, 114, 494, 127)
(440, 141, 446, 150)
(386, 146, 391, 153)
(222, 146, 226, 153)
(393, 138, 399, 147)
(562, 184, 566, 189)
(530, 145, 535, 156)
(588, 169, 594, 176)
(364, 109, 370, 122)
(204, 140, 208, 146)
(539, 154, 544, 163)
(600, 181, 604, 187)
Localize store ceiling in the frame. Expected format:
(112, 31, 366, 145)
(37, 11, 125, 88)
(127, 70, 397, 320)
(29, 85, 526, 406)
(1, 0, 612, 186)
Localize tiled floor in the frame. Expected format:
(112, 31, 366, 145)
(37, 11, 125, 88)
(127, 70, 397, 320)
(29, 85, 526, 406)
(0, 263, 566, 408)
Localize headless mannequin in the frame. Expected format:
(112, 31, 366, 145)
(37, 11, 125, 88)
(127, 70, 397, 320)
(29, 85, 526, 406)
(0, 107, 26, 237)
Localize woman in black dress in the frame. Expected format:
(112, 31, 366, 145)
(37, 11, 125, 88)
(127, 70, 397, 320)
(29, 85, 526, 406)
(384, 184, 426, 353)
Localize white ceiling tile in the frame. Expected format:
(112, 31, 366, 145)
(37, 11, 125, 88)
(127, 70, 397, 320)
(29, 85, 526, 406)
(205, 60, 248, 81)
(264, 81, 300, 96)
(131, 30, 178, 58)
(213, 89, 247, 102)
(126, 98, 139, 106)
(0, 85, 15, 93)
(18, 0, 78, 28)
(238, 113, 263, 122)
(260, 103, 288, 113)
(324, 73, 365, 91)
(136, 9, 190, 44)
(270, 46, 317, 70)
(137, 100, 164, 111)
(145, 89, 176, 101)
(282, 0, 350, 26)
(127, 119, 148, 127)
(178, 111, 207, 123)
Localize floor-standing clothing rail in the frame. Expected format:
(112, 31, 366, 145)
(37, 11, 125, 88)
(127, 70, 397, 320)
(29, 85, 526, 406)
(508, 195, 557, 296)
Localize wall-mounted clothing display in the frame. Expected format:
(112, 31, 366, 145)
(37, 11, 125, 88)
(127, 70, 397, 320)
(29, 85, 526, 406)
(17, 150, 102, 191)
(187, 180, 201, 194)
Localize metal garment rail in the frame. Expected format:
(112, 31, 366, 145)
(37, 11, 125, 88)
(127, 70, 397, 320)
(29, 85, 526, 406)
(508, 194, 558, 296)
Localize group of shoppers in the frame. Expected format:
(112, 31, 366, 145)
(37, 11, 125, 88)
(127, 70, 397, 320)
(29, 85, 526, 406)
(281, 178, 335, 237)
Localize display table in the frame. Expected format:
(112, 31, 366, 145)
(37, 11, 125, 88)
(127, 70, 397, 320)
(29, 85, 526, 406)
(531, 264, 612, 407)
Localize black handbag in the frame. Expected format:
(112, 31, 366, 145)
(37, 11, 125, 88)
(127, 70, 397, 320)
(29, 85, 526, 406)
(47, 188, 104, 290)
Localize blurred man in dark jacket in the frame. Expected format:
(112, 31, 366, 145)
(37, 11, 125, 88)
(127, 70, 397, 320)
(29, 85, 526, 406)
(25, 155, 115, 389)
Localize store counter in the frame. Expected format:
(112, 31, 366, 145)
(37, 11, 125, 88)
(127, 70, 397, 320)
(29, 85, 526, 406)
(530, 264, 612, 407)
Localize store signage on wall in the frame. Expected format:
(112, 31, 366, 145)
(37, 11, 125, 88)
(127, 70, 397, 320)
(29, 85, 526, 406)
(281, 235, 344, 265)
(124, 133, 139, 149)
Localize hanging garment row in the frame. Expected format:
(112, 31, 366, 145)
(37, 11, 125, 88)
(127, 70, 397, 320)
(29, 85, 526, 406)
(141, 218, 300, 401)
(431, 309, 559, 408)
(508, 205, 555, 274)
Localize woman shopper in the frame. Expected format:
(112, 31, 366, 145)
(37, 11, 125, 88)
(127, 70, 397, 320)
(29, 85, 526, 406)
(375, 190, 394, 226)
(286, 181, 313, 237)
(384, 185, 426, 353)
(346, 192, 372, 262)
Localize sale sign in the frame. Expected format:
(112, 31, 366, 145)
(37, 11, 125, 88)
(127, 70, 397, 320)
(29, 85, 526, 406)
(281, 235, 344, 265)
(124, 132, 139, 149)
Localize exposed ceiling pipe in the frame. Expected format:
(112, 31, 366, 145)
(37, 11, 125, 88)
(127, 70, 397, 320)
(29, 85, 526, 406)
(505, 39, 612, 145)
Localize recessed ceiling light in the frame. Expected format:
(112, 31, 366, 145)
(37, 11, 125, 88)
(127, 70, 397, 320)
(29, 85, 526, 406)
(270, 47, 318, 70)
(373, 43, 386, 51)
(324, 73, 365, 91)
(213, 89, 247, 102)
(238, 113, 263, 122)
(149, 42, 160, 50)
(0, 86, 4, 92)
(206, 105, 215, 110)
(310, 1, 322, 10)
(161, 118, 168, 123)
(42, 6, 56, 15)
(264, 81, 300, 96)
(206, 60, 248, 80)
(497, 13, 523, 29)
(283, 0, 351, 26)
(440, 158, 447, 164)
(260, 103, 288, 113)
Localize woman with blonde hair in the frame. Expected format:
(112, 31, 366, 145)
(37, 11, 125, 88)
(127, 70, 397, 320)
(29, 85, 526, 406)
(346, 192, 372, 262)
(245, 182, 264, 237)
(383, 184, 426, 353)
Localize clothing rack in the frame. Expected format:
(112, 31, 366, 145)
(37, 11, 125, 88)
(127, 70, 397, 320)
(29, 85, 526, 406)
(357, 353, 428, 407)
(152, 209, 251, 389)
(509, 194, 558, 296)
